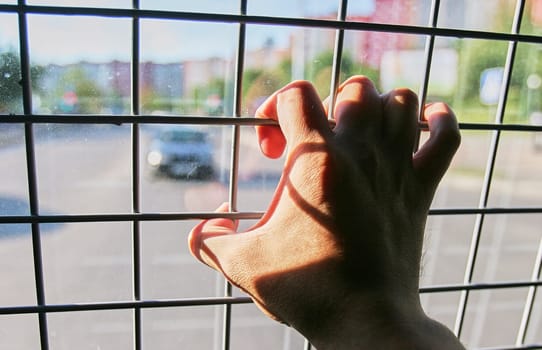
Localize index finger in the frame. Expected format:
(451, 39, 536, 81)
(255, 80, 330, 159)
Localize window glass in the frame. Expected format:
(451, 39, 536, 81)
(526, 296, 542, 343)
(0, 124, 30, 215)
(0, 125, 34, 307)
(473, 214, 542, 283)
(140, 20, 237, 116)
(460, 289, 527, 348)
(522, 0, 542, 34)
(42, 222, 132, 303)
(505, 42, 542, 124)
(140, 0, 238, 14)
(0, 13, 22, 114)
(35, 124, 132, 214)
(0, 315, 41, 349)
(426, 38, 509, 124)
(48, 310, 133, 349)
(346, 32, 425, 93)
(421, 215, 476, 287)
(242, 24, 337, 115)
(28, 15, 131, 115)
(437, 0, 516, 33)
(423, 130, 490, 208)
(142, 307, 222, 349)
(489, 132, 542, 207)
(230, 304, 306, 349)
(346, 0, 431, 26)
(141, 221, 223, 299)
(247, 0, 339, 18)
(28, 0, 130, 7)
(141, 124, 229, 212)
(0, 224, 37, 306)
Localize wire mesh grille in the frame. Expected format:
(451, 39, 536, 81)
(0, 0, 541, 349)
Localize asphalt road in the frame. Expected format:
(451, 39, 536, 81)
(0, 125, 540, 349)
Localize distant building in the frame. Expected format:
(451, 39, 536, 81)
(141, 62, 184, 98)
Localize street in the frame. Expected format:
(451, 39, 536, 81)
(0, 125, 541, 349)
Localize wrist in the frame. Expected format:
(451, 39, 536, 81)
(303, 290, 465, 350)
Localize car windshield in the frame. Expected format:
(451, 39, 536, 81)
(160, 130, 206, 143)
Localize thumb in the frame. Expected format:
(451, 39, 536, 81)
(188, 202, 239, 272)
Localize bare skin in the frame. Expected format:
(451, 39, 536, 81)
(188, 76, 465, 349)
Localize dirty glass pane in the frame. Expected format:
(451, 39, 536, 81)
(42, 222, 132, 304)
(489, 132, 542, 207)
(460, 289, 528, 348)
(426, 37, 509, 123)
(141, 0, 237, 14)
(141, 221, 223, 299)
(522, 0, 542, 34)
(35, 124, 132, 214)
(28, 15, 131, 114)
(346, 0, 431, 26)
(504, 42, 542, 124)
(248, 0, 339, 18)
(0, 315, 40, 349)
(438, 0, 516, 33)
(28, 0, 129, 7)
(140, 20, 237, 116)
(48, 310, 133, 349)
(0, 13, 22, 114)
(140, 124, 230, 212)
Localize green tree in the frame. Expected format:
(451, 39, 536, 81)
(308, 50, 379, 98)
(54, 67, 104, 114)
(0, 51, 43, 113)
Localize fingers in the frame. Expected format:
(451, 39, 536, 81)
(332, 76, 382, 135)
(255, 80, 331, 159)
(382, 88, 419, 158)
(413, 103, 461, 191)
(188, 202, 239, 271)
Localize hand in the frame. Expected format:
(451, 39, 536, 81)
(188, 76, 463, 349)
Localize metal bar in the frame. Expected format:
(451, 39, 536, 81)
(131, 1, 142, 349)
(516, 238, 542, 345)
(2, 4, 542, 45)
(1, 115, 541, 132)
(0, 207, 540, 224)
(415, 0, 441, 152)
(414, 0, 440, 152)
(326, 0, 348, 121)
(0, 297, 254, 315)
(221, 1, 247, 349)
(17, 0, 50, 348)
(418, 0, 440, 109)
(419, 280, 542, 294)
(454, 0, 527, 338)
(1, 279, 542, 315)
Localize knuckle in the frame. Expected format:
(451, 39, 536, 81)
(341, 75, 376, 90)
(392, 88, 419, 108)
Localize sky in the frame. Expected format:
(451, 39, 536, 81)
(0, 0, 376, 64)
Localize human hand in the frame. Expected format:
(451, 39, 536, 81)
(188, 76, 462, 349)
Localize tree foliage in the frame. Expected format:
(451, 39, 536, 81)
(0, 51, 44, 113)
(53, 67, 104, 114)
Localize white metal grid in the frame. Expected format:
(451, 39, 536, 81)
(0, 0, 541, 349)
